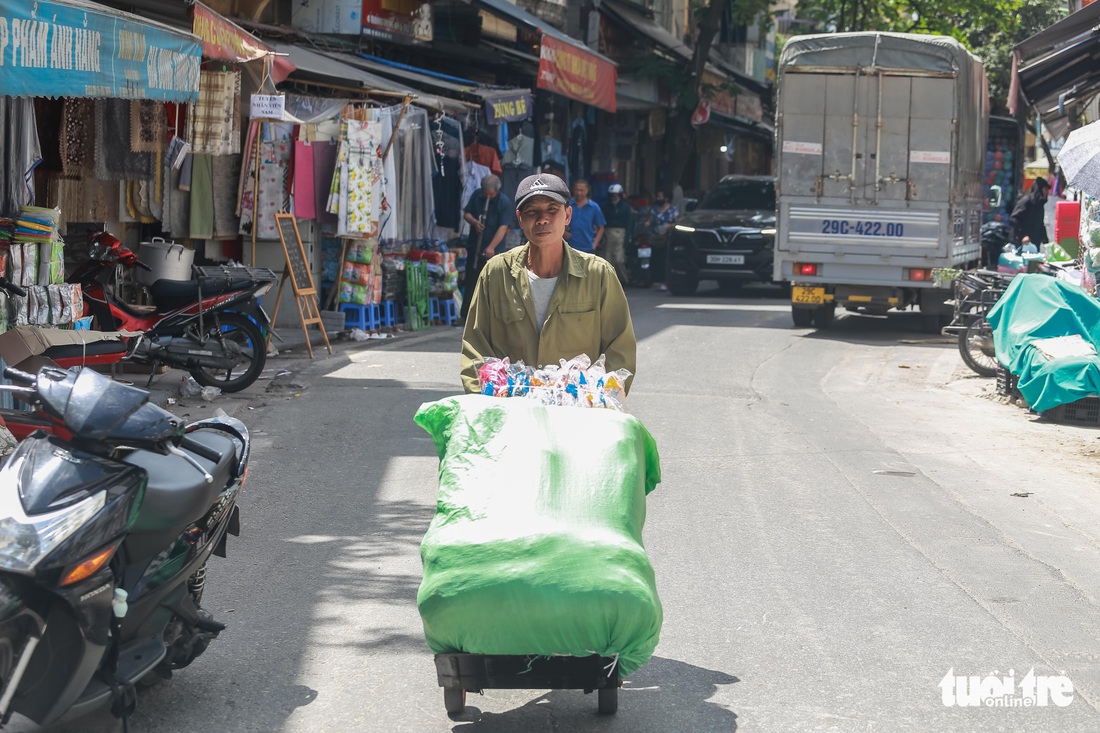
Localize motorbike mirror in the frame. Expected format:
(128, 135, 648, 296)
(989, 185, 1002, 209)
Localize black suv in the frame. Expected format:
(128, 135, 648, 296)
(665, 175, 776, 296)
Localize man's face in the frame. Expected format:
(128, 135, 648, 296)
(573, 182, 589, 201)
(517, 196, 572, 248)
(483, 184, 498, 199)
(610, 193, 621, 203)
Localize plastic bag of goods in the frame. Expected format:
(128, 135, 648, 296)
(414, 394, 663, 676)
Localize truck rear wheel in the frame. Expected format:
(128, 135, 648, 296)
(812, 304, 836, 328)
(792, 307, 814, 327)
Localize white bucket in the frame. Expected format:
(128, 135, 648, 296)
(137, 238, 194, 285)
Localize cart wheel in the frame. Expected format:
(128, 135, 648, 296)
(444, 688, 466, 715)
(598, 686, 618, 715)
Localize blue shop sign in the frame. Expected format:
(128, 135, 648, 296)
(484, 91, 532, 124)
(0, 0, 201, 102)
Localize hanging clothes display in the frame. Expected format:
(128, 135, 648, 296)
(569, 116, 588, 183)
(190, 154, 215, 239)
(392, 106, 437, 241)
(0, 97, 42, 215)
(162, 151, 190, 238)
(212, 155, 241, 238)
(327, 116, 383, 237)
(94, 99, 154, 181)
(431, 115, 465, 231)
(239, 123, 293, 239)
(189, 69, 242, 156)
(312, 140, 340, 233)
(465, 139, 502, 175)
(371, 106, 400, 241)
(131, 100, 167, 153)
(293, 140, 317, 220)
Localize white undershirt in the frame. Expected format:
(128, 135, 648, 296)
(527, 269, 559, 332)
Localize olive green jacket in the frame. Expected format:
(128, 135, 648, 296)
(460, 243, 636, 394)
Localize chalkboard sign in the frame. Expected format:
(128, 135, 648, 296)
(274, 213, 315, 295)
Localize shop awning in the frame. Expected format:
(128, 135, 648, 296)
(0, 0, 202, 102)
(470, 0, 618, 112)
(1013, 3, 1100, 136)
(191, 1, 294, 83)
(332, 52, 532, 122)
(272, 43, 468, 114)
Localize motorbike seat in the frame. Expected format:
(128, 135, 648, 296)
(123, 430, 236, 533)
(41, 339, 129, 361)
(149, 278, 254, 312)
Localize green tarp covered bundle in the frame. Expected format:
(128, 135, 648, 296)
(987, 273, 1100, 412)
(414, 395, 663, 676)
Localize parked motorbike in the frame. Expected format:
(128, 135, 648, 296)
(627, 220, 653, 287)
(0, 365, 247, 729)
(59, 232, 277, 393)
(942, 269, 1014, 377)
(980, 221, 1013, 270)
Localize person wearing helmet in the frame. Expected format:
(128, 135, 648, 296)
(600, 183, 632, 284)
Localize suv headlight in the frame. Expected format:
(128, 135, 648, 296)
(0, 486, 105, 575)
(674, 224, 696, 233)
(760, 228, 776, 236)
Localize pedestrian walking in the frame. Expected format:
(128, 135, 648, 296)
(1010, 177, 1050, 246)
(645, 190, 679, 292)
(460, 174, 514, 321)
(564, 179, 605, 254)
(600, 183, 632, 284)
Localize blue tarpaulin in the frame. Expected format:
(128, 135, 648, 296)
(0, 0, 201, 102)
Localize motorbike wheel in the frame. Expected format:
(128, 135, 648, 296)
(958, 318, 998, 378)
(190, 312, 266, 393)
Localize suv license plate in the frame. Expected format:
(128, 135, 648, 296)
(792, 286, 825, 305)
(706, 254, 745, 265)
(636, 247, 652, 258)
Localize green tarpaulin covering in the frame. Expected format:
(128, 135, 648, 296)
(414, 395, 662, 676)
(987, 273, 1100, 412)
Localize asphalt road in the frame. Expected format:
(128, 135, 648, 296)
(15, 283, 1100, 732)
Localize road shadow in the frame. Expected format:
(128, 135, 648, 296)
(449, 657, 739, 732)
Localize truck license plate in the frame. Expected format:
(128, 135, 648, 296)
(792, 286, 825, 305)
(706, 254, 745, 265)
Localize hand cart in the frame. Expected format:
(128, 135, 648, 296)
(434, 653, 620, 716)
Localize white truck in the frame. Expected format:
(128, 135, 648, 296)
(773, 32, 988, 328)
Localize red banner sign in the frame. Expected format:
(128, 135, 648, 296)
(538, 35, 616, 113)
(192, 3, 294, 83)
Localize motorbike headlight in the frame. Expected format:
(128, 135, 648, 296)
(0, 487, 105, 575)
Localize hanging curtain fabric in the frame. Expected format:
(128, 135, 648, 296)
(239, 123, 292, 238)
(60, 99, 94, 176)
(131, 101, 167, 154)
(189, 70, 242, 156)
(94, 99, 153, 181)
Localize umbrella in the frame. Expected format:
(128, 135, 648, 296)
(1056, 120, 1100, 196)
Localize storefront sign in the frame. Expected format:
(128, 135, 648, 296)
(192, 2, 294, 83)
(691, 99, 711, 127)
(735, 94, 763, 123)
(0, 0, 201, 102)
(250, 93, 286, 120)
(362, 0, 432, 44)
(483, 91, 532, 123)
(537, 34, 616, 113)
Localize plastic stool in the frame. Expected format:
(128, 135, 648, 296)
(380, 300, 397, 328)
(439, 298, 458, 326)
(339, 303, 381, 332)
(429, 297, 441, 323)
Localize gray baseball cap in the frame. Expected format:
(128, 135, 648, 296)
(515, 174, 571, 209)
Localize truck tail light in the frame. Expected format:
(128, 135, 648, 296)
(907, 268, 932, 282)
(794, 263, 819, 277)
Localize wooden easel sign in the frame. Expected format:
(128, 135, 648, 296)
(271, 213, 332, 358)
